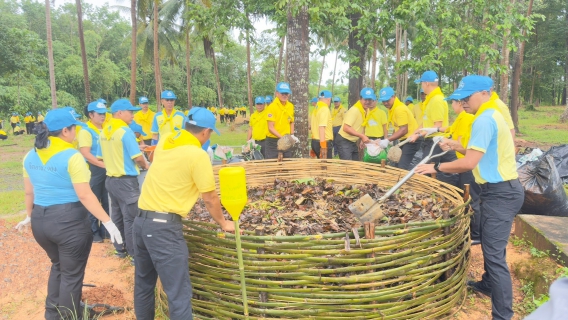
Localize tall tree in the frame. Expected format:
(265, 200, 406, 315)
(129, 0, 137, 105)
(347, 10, 368, 107)
(286, 3, 309, 158)
(500, 0, 516, 105)
(276, 35, 285, 84)
(45, 0, 57, 109)
(76, 0, 91, 103)
(153, 0, 163, 111)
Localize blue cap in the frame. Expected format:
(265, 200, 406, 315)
(110, 98, 142, 113)
(265, 95, 273, 103)
(319, 90, 332, 98)
(255, 96, 265, 104)
(44, 107, 86, 131)
(69, 108, 82, 119)
(360, 88, 376, 100)
(139, 97, 149, 104)
(415, 70, 439, 84)
(377, 87, 395, 102)
(98, 98, 107, 105)
(186, 107, 220, 135)
(87, 100, 109, 113)
(447, 75, 493, 101)
(129, 121, 147, 137)
(161, 90, 177, 99)
(275, 82, 291, 94)
(311, 97, 318, 103)
(405, 96, 414, 102)
(333, 96, 340, 102)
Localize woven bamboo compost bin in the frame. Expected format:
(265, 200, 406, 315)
(182, 159, 471, 320)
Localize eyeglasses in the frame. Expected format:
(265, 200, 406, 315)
(255, 103, 264, 105)
(164, 99, 175, 102)
(279, 93, 289, 96)
(463, 91, 485, 103)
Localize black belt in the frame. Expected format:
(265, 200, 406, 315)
(108, 175, 137, 179)
(138, 209, 182, 222)
(479, 179, 519, 189)
(255, 139, 265, 142)
(367, 136, 384, 140)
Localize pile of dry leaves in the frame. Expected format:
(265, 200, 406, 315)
(187, 178, 450, 236)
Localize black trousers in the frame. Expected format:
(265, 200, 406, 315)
(256, 139, 266, 158)
(334, 134, 359, 161)
(311, 139, 332, 159)
(25, 122, 33, 134)
(478, 179, 524, 320)
(332, 126, 341, 157)
(265, 137, 294, 159)
(397, 140, 422, 170)
(458, 170, 481, 240)
(220, 115, 225, 123)
(105, 176, 140, 257)
(88, 163, 109, 238)
(31, 202, 93, 320)
(420, 138, 458, 164)
(133, 214, 192, 320)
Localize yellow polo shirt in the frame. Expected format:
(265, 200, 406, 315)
(37, 114, 44, 122)
(228, 109, 236, 115)
(338, 101, 365, 142)
(491, 92, 515, 130)
(219, 108, 226, 115)
(133, 109, 156, 139)
(331, 105, 346, 127)
(413, 102, 424, 127)
(364, 107, 388, 138)
(139, 130, 216, 216)
(24, 116, 32, 123)
(151, 110, 185, 138)
(388, 97, 417, 140)
(266, 97, 294, 138)
(447, 111, 474, 159)
(423, 94, 449, 135)
(10, 116, 19, 124)
(250, 109, 268, 140)
(97, 118, 142, 177)
(311, 101, 333, 141)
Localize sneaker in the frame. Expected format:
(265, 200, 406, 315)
(93, 234, 103, 243)
(114, 250, 127, 259)
(467, 280, 491, 297)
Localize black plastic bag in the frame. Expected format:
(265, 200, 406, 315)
(542, 145, 568, 183)
(518, 155, 568, 216)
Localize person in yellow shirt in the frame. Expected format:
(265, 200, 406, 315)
(410, 70, 458, 166)
(364, 99, 388, 140)
(247, 96, 268, 157)
(136, 107, 233, 319)
(151, 91, 185, 144)
(97, 99, 149, 261)
(335, 88, 375, 160)
(490, 90, 516, 139)
(37, 112, 45, 123)
(416, 75, 523, 319)
(0, 129, 7, 140)
(228, 107, 236, 123)
(133, 97, 155, 146)
(211, 106, 217, 116)
(331, 97, 346, 157)
(311, 91, 334, 159)
(378, 87, 419, 169)
(24, 112, 33, 135)
(219, 106, 226, 123)
(265, 82, 296, 159)
(10, 113, 20, 134)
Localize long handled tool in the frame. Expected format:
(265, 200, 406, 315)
(349, 136, 448, 223)
(387, 137, 411, 163)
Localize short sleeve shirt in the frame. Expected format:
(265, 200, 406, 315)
(365, 108, 388, 138)
(423, 94, 449, 134)
(388, 98, 417, 140)
(151, 110, 185, 138)
(266, 98, 294, 138)
(97, 122, 142, 177)
(338, 101, 365, 142)
(250, 110, 268, 141)
(311, 101, 333, 141)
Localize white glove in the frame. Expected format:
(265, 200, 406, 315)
(379, 139, 390, 149)
(419, 127, 439, 136)
(290, 135, 300, 143)
(15, 216, 31, 231)
(103, 220, 123, 245)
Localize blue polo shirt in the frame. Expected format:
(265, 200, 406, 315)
(23, 137, 91, 206)
(467, 102, 518, 184)
(97, 119, 142, 177)
(151, 110, 185, 139)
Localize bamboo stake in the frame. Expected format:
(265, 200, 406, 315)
(234, 220, 249, 319)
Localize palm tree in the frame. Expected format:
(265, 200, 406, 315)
(153, 0, 162, 111)
(76, 0, 91, 103)
(129, 0, 137, 105)
(46, 0, 57, 109)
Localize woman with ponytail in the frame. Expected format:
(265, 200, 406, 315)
(14, 107, 123, 319)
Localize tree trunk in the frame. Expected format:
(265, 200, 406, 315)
(129, 0, 137, 105)
(347, 12, 368, 107)
(382, 38, 389, 85)
(276, 35, 285, 84)
(499, 0, 515, 104)
(395, 23, 401, 95)
(153, 0, 162, 111)
(46, 0, 57, 109)
(371, 39, 377, 90)
(510, 0, 533, 131)
(529, 67, 535, 104)
(212, 48, 224, 108)
(246, 28, 253, 113)
(565, 11, 568, 107)
(403, 29, 408, 96)
(331, 50, 338, 93)
(286, 5, 309, 158)
(317, 43, 327, 93)
(185, 30, 192, 110)
(76, 0, 91, 103)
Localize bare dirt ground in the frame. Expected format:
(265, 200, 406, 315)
(0, 216, 533, 320)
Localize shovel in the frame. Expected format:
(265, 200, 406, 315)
(349, 136, 448, 224)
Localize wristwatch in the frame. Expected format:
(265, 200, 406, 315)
(434, 162, 442, 173)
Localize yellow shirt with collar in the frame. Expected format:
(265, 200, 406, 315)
(331, 105, 346, 127)
(311, 101, 333, 141)
(388, 97, 418, 140)
(413, 102, 424, 127)
(37, 114, 45, 122)
(266, 97, 295, 138)
(133, 109, 156, 139)
(338, 101, 365, 142)
(24, 116, 32, 123)
(138, 130, 216, 216)
(364, 107, 388, 138)
(250, 109, 268, 141)
(10, 116, 19, 124)
(423, 93, 449, 133)
(447, 111, 474, 159)
(491, 92, 515, 130)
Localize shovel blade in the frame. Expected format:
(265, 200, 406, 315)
(349, 194, 384, 223)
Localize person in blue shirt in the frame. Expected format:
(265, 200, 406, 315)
(78, 101, 110, 243)
(15, 107, 122, 320)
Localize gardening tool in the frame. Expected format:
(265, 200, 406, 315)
(387, 137, 411, 163)
(219, 166, 250, 319)
(276, 134, 297, 161)
(349, 136, 448, 224)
